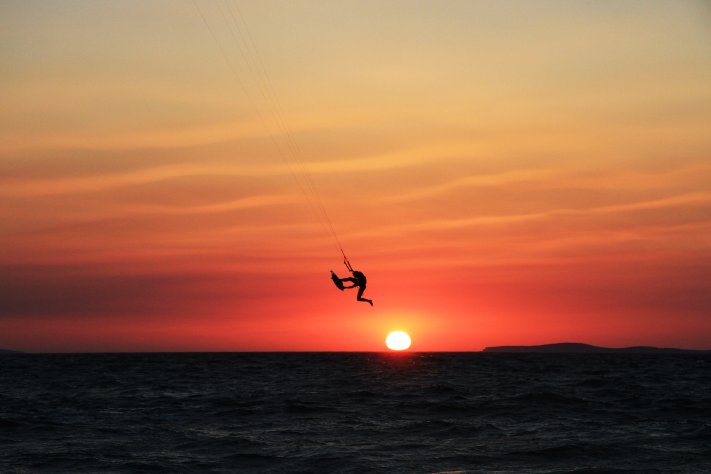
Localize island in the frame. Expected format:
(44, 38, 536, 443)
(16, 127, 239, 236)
(0, 349, 24, 354)
(482, 342, 709, 354)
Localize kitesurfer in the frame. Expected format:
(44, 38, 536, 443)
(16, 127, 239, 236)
(337, 259, 373, 306)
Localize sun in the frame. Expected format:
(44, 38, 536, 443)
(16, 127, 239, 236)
(385, 331, 412, 351)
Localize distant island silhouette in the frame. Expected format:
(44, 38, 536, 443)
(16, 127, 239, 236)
(483, 342, 710, 353)
(0, 349, 23, 354)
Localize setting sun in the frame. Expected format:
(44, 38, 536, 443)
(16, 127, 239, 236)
(385, 331, 412, 351)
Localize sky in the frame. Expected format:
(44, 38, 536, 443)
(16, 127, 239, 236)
(1, 0, 710, 352)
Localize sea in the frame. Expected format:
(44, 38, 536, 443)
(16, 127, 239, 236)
(1, 352, 710, 473)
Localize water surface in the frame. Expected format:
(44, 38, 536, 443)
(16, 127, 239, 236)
(1, 352, 710, 473)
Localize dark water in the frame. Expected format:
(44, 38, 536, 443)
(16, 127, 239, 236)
(1, 353, 710, 473)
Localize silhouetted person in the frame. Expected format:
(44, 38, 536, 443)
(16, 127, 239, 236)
(338, 259, 373, 306)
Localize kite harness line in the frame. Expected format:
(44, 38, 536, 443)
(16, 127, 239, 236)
(191, 1, 371, 304)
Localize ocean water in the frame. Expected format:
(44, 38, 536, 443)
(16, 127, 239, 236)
(1, 353, 710, 473)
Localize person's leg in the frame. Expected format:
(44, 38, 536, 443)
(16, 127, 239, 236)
(357, 286, 373, 306)
(340, 277, 357, 288)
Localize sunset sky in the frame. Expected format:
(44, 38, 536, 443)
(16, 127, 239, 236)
(2, 1, 710, 352)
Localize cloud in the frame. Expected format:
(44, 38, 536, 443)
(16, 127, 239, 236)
(112, 193, 299, 216)
(0, 264, 280, 319)
(382, 169, 556, 203)
(350, 192, 711, 241)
